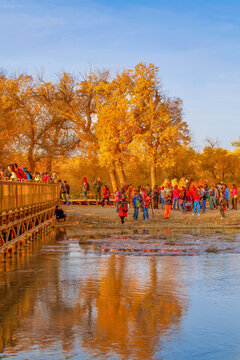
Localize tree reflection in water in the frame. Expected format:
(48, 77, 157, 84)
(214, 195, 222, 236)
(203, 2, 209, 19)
(0, 229, 187, 359)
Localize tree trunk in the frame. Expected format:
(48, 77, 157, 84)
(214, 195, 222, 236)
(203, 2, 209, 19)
(109, 168, 118, 192)
(28, 149, 35, 173)
(46, 157, 52, 172)
(116, 164, 126, 187)
(151, 163, 156, 189)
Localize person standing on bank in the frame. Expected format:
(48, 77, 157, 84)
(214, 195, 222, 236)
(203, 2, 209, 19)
(64, 180, 70, 205)
(159, 186, 166, 209)
(224, 184, 229, 209)
(82, 177, 89, 199)
(231, 184, 238, 210)
(102, 185, 112, 207)
(164, 194, 172, 219)
(59, 179, 66, 201)
(93, 177, 102, 201)
(173, 185, 180, 210)
(153, 185, 159, 209)
(143, 194, 151, 220)
(114, 187, 121, 213)
(192, 186, 201, 216)
(118, 199, 128, 224)
(132, 190, 141, 220)
(219, 189, 227, 219)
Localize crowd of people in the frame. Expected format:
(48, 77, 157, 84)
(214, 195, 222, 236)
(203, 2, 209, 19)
(0, 163, 72, 211)
(1, 167, 238, 223)
(151, 182, 237, 219)
(81, 177, 238, 223)
(0, 164, 60, 183)
(118, 182, 238, 223)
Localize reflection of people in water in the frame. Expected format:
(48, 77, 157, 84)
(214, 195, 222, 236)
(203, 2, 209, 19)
(55, 206, 66, 221)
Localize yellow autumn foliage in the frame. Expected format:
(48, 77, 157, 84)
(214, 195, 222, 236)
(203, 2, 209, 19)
(0, 64, 239, 189)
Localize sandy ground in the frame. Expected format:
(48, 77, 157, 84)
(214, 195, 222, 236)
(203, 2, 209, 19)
(62, 204, 240, 229)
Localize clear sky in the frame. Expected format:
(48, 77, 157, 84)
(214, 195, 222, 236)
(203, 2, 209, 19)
(1, 0, 239, 149)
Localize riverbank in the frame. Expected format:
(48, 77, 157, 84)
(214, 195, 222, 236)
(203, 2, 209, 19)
(55, 205, 240, 255)
(61, 205, 240, 230)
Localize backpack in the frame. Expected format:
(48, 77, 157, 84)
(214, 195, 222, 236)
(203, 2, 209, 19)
(136, 199, 141, 208)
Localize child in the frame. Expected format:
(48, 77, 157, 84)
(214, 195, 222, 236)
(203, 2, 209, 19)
(118, 199, 128, 224)
(164, 194, 172, 219)
(143, 195, 151, 220)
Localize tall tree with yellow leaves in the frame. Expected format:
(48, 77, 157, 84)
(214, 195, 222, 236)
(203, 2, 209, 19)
(0, 75, 20, 165)
(38, 71, 109, 147)
(12, 75, 61, 171)
(95, 70, 133, 188)
(130, 63, 190, 187)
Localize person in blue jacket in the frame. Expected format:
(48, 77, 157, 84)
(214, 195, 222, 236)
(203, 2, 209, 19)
(22, 168, 32, 181)
(224, 184, 229, 209)
(132, 190, 141, 220)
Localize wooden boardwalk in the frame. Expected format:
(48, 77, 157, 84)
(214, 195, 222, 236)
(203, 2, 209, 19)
(0, 181, 59, 256)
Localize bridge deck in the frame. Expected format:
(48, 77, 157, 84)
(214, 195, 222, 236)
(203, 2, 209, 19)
(0, 181, 59, 254)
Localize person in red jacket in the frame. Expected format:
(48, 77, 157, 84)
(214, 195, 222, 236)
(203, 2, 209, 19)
(118, 199, 128, 224)
(143, 195, 151, 220)
(172, 185, 180, 210)
(14, 163, 28, 180)
(101, 186, 112, 207)
(192, 186, 200, 216)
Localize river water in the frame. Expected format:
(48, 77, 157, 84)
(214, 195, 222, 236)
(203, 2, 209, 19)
(1, 228, 240, 360)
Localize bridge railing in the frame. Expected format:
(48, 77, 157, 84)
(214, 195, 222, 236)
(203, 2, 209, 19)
(0, 181, 59, 211)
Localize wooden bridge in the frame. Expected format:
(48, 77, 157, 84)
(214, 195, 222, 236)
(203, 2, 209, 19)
(0, 181, 59, 256)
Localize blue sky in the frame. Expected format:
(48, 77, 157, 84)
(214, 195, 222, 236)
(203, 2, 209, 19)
(0, 0, 239, 149)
